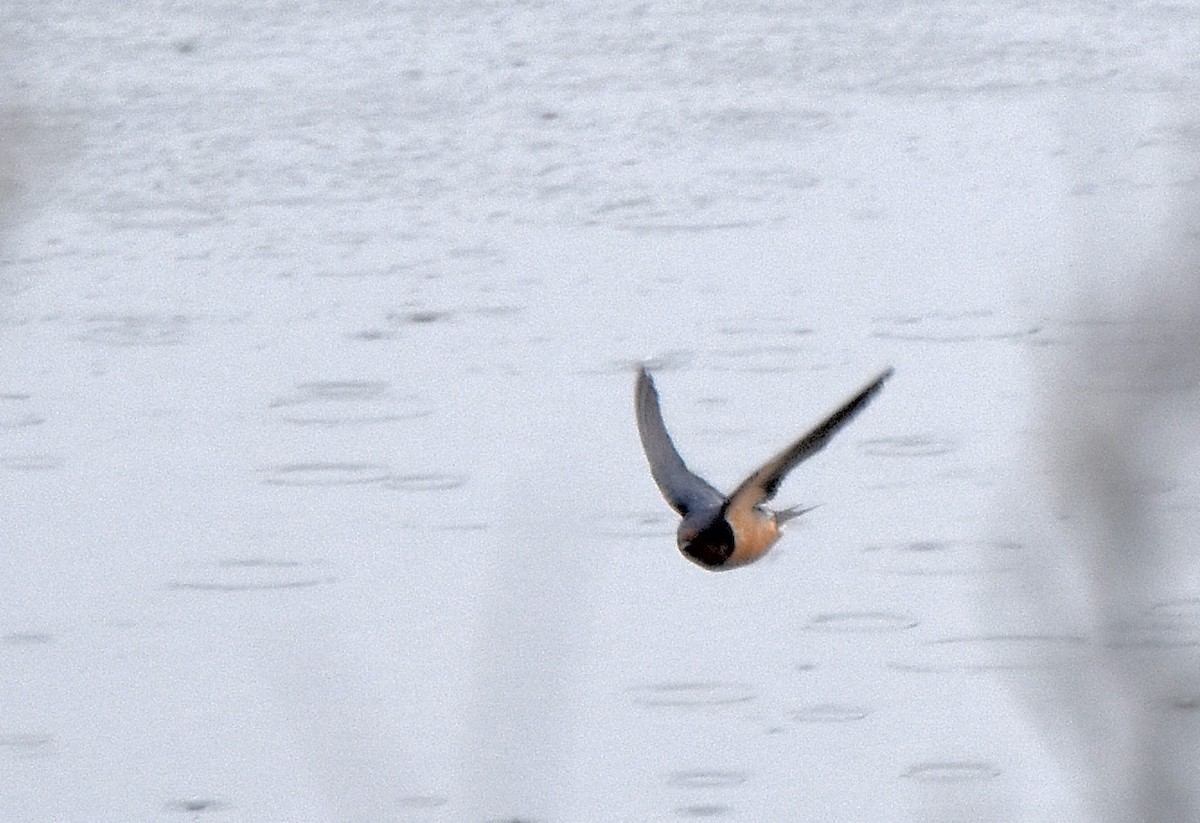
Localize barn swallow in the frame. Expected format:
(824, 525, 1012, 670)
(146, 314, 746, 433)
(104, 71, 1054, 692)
(635, 366, 893, 571)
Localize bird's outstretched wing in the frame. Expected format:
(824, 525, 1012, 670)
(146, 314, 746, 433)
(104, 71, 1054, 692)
(724, 368, 893, 515)
(635, 367, 725, 517)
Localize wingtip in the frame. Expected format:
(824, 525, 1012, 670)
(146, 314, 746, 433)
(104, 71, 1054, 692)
(634, 363, 658, 410)
(635, 362, 655, 389)
(859, 367, 893, 402)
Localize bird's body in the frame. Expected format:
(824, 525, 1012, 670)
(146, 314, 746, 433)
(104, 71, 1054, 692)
(634, 366, 892, 570)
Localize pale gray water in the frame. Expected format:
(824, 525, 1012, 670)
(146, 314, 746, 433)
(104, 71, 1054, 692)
(3, 1, 1200, 821)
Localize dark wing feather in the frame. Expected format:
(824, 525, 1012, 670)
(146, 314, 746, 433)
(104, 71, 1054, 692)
(724, 368, 893, 513)
(635, 367, 724, 517)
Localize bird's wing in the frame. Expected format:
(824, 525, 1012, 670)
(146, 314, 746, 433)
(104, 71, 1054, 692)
(724, 368, 893, 515)
(635, 367, 725, 517)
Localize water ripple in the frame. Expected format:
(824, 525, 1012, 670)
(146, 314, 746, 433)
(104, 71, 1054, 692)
(164, 797, 230, 814)
(1099, 597, 1200, 649)
(0, 454, 61, 472)
(73, 313, 191, 347)
(871, 311, 1035, 343)
(1168, 694, 1200, 713)
(902, 761, 1002, 782)
(0, 733, 54, 758)
(383, 473, 467, 492)
(397, 795, 449, 809)
(262, 462, 391, 487)
(273, 381, 388, 402)
(676, 804, 732, 818)
(169, 557, 336, 593)
(890, 634, 1089, 673)
(864, 539, 1023, 576)
(860, 436, 957, 458)
(804, 611, 919, 633)
(595, 510, 673, 541)
(1149, 597, 1200, 619)
(2, 632, 54, 645)
(270, 381, 431, 426)
(0, 394, 43, 429)
(792, 703, 873, 723)
(631, 681, 757, 708)
(707, 344, 803, 373)
(668, 770, 748, 789)
(394, 309, 453, 325)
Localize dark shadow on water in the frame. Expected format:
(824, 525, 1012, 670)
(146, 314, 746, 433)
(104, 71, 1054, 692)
(1011, 208, 1200, 821)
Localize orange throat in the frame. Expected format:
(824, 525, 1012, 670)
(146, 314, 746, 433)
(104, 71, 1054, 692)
(723, 506, 781, 567)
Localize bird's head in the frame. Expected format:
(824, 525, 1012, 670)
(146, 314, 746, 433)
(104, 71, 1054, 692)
(677, 518, 735, 570)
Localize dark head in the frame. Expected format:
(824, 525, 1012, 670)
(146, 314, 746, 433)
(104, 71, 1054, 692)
(677, 517, 735, 570)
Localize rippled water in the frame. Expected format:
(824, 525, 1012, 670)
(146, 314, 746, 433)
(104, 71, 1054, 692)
(4, 0, 1200, 821)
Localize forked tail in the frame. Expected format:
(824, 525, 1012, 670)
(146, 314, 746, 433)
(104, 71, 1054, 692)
(775, 504, 820, 525)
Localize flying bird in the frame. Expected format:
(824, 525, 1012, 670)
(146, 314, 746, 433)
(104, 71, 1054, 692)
(635, 366, 893, 570)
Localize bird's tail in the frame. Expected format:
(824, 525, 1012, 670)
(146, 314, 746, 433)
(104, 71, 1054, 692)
(775, 504, 819, 525)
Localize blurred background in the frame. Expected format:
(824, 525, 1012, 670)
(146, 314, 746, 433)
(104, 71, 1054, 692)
(3, 1, 1200, 821)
